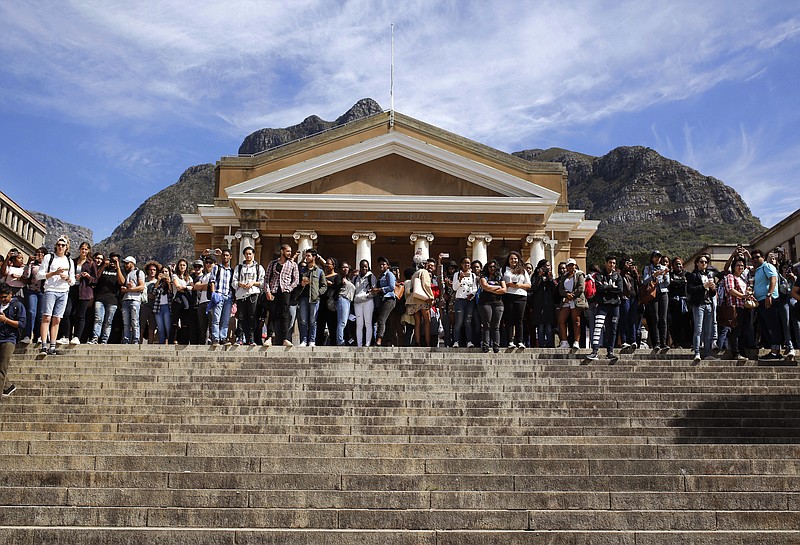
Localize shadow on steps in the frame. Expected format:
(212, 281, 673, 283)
(670, 395, 800, 444)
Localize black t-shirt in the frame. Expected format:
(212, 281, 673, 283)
(94, 268, 121, 305)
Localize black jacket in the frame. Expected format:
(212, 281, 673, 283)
(593, 270, 623, 306)
(686, 270, 716, 305)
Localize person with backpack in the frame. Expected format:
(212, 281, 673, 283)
(231, 246, 265, 347)
(36, 235, 76, 355)
(119, 256, 146, 345)
(20, 247, 47, 344)
(295, 249, 326, 347)
(88, 253, 124, 345)
(193, 256, 216, 345)
(0, 282, 26, 397)
(265, 244, 299, 348)
(209, 249, 234, 346)
(642, 250, 671, 351)
(587, 256, 623, 362)
(451, 256, 478, 348)
(371, 256, 396, 347)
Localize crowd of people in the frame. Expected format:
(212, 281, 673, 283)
(1, 235, 799, 394)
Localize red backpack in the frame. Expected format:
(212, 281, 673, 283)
(584, 273, 597, 300)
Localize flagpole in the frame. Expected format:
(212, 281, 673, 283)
(390, 23, 395, 128)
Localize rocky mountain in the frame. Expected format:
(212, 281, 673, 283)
(27, 211, 94, 251)
(97, 164, 215, 265)
(514, 146, 765, 264)
(238, 98, 383, 155)
(80, 97, 764, 266)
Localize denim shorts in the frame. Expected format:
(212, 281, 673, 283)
(42, 291, 69, 319)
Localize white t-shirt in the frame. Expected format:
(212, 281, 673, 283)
(503, 267, 531, 297)
(36, 254, 75, 293)
(122, 269, 144, 301)
(452, 271, 477, 299)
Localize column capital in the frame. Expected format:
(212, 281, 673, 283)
(292, 230, 318, 242)
(467, 233, 492, 245)
(409, 232, 435, 243)
(223, 235, 236, 249)
(234, 229, 260, 241)
(352, 231, 377, 243)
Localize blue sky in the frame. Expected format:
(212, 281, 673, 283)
(1, 1, 798, 242)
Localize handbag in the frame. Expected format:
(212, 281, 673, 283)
(743, 297, 758, 310)
(638, 280, 657, 304)
(718, 302, 738, 329)
(411, 276, 428, 302)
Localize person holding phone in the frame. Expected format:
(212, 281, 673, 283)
(36, 235, 76, 355)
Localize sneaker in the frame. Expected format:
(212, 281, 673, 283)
(283, 340, 293, 347)
(87, 337, 98, 345)
(308, 342, 316, 347)
(248, 342, 257, 347)
(508, 342, 516, 349)
(621, 342, 631, 350)
(572, 341, 580, 349)
(70, 337, 81, 345)
(639, 342, 649, 350)
(736, 354, 748, 362)
(299, 341, 307, 347)
(693, 354, 701, 364)
(47, 347, 58, 356)
(608, 352, 619, 363)
(759, 352, 784, 362)
(482, 346, 490, 353)
(586, 351, 599, 361)
(20, 336, 31, 344)
(661, 346, 670, 353)
(39, 344, 48, 355)
(631, 342, 638, 350)
(2, 384, 16, 397)
(452, 342, 459, 348)
(559, 341, 570, 349)
(224, 341, 232, 346)
(212, 341, 220, 347)
(263, 338, 272, 347)
(57, 337, 69, 345)
(493, 347, 500, 353)
(786, 349, 796, 361)
(466, 341, 474, 348)
(711, 341, 719, 350)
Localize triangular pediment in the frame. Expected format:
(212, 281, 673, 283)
(226, 132, 560, 202)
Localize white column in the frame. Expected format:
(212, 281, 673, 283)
(234, 229, 259, 262)
(525, 234, 546, 265)
(293, 230, 318, 261)
(409, 233, 435, 260)
(352, 232, 377, 266)
(467, 233, 492, 265)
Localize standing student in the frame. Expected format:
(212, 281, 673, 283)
(352, 259, 378, 347)
(751, 249, 783, 362)
(501, 251, 531, 349)
(232, 247, 265, 346)
(119, 256, 146, 345)
(36, 236, 76, 355)
(478, 260, 507, 353)
(264, 244, 300, 347)
(587, 256, 623, 362)
(686, 254, 718, 363)
(451, 257, 478, 348)
(21, 247, 47, 344)
(295, 249, 326, 347)
(0, 282, 26, 397)
(193, 256, 216, 345)
(89, 253, 124, 345)
(371, 256, 396, 347)
(557, 258, 588, 349)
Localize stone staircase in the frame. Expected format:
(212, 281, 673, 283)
(1, 345, 799, 544)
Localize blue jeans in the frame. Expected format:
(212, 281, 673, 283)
(335, 297, 351, 346)
(121, 299, 141, 344)
(298, 299, 319, 344)
(592, 304, 620, 352)
(692, 303, 714, 357)
(776, 299, 793, 350)
(93, 301, 118, 343)
(452, 298, 475, 346)
(536, 323, 554, 347)
(155, 304, 171, 344)
(211, 293, 233, 343)
(619, 298, 638, 345)
(25, 288, 43, 340)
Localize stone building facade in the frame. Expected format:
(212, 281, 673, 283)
(0, 190, 46, 258)
(184, 111, 598, 268)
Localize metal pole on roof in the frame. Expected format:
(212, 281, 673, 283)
(390, 23, 395, 128)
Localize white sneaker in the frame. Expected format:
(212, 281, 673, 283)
(57, 337, 69, 345)
(452, 342, 459, 348)
(559, 341, 570, 348)
(466, 341, 474, 348)
(621, 343, 631, 349)
(693, 354, 701, 364)
(572, 341, 580, 349)
(639, 342, 649, 350)
(70, 337, 80, 345)
(283, 340, 293, 347)
(787, 349, 796, 361)
(508, 342, 516, 349)
(299, 341, 307, 347)
(20, 336, 31, 344)
(264, 338, 272, 347)
(308, 342, 315, 347)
